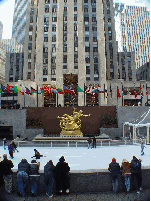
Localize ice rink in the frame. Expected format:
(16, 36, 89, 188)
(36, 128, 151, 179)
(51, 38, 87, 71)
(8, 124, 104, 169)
(0, 144, 150, 171)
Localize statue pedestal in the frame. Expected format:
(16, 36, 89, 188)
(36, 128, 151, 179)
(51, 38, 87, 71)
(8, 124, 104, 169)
(60, 129, 83, 137)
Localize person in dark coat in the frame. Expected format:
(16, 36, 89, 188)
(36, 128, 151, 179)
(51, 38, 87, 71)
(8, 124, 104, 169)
(0, 155, 5, 200)
(87, 137, 92, 149)
(17, 158, 30, 196)
(55, 156, 70, 194)
(32, 149, 44, 160)
(1, 154, 14, 194)
(93, 136, 96, 148)
(130, 156, 142, 194)
(8, 143, 14, 159)
(108, 158, 121, 193)
(29, 159, 40, 196)
(44, 160, 55, 198)
(11, 140, 19, 152)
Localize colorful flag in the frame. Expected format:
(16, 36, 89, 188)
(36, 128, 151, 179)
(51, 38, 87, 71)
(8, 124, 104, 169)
(40, 87, 44, 93)
(31, 87, 37, 93)
(14, 86, 18, 93)
(122, 85, 125, 97)
(98, 85, 104, 93)
(21, 85, 25, 95)
(58, 87, 64, 94)
(1, 84, 7, 93)
(140, 83, 144, 99)
(146, 83, 148, 95)
(117, 86, 121, 98)
(78, 86, 84, 93)
(110, 83, 112, 98)
(44, 86, 50, 94)
(134, 84, 137, 98)
(17, 86, 21, 93)
(51, 86, 58, 94)
(64, 85, 75, 95)
(7, 85, 14, 93)
(91, 88, 98, 93)
(25, 87, 31, 95)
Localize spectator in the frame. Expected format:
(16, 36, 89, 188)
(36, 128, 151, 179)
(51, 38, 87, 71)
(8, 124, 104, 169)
(44, 160, 55, 198)
(108, 158, 120, 193)
(131, 156, 142, 194)
(1, 154, 14, 194)
(3, 138, 7, 150)
(55, 156, 70, 194)
(0, 155, 5, 200)
(17, 158, 30, 196)
(121, 159, 131, 192)
(93, 136, 96, 148)
(87, 137, 92, 149)
(29, 159, 40, 196)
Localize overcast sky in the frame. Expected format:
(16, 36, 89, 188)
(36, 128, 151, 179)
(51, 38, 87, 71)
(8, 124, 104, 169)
(0, 0, 150, 40)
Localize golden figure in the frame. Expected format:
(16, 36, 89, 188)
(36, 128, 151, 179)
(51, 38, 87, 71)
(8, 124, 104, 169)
(57, 107, 91, 136)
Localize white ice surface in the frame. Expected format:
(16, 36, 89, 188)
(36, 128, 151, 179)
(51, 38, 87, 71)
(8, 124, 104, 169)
(0, 145, 150, 171)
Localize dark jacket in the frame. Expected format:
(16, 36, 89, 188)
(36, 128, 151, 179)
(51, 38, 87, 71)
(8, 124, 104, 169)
(18, 159, 30, 175)
(0, 162, 5, 187)
(93, 137, 96, 143)
(131, 157, 141, 174)
(108, 161, 120, 178)
(87, 138, 92, 143)
(29, 163, 39, 176)
(55, 161, 70, 179)
(1, 158, 14, 175)
(44, 162, 55, 185)
(12, 142, 17, 149)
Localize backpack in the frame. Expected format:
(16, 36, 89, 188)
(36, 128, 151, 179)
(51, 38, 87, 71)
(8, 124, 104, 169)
(131, 160, 141, 173)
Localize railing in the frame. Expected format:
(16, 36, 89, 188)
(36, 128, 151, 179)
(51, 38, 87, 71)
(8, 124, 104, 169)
(15, 139, 146, 148)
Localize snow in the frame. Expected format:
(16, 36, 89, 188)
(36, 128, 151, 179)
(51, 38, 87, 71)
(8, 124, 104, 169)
(0, 145, 150, 171)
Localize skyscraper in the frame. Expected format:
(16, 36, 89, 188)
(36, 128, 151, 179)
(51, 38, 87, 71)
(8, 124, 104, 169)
(0, 21, 3, 40)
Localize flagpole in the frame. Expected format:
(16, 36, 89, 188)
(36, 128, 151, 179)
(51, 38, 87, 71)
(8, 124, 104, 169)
(0, 84, 1, 109)
(84, 83, 85, 106)
(122, 83, 123, 106)
(37, 85, 38, 107)
(104, 84, 105, 99)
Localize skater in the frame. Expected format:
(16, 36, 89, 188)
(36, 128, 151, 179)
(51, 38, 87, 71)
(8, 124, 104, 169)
(130, 156, 142, 194)
(55, 156, 70, 194)
(108, 158, 120, 193)
(93, 136, 96, 148)
(8, 143, 14, 159)
(141, 142, 146, 155)
(29, 159, 40, 196)
(32, 149, 44, 160)
(1, 154, 14, 194)
(87, 137, 92, 149)
(121, 159, 131, 192)
(17, 158, 30, 196)
(44, 160, 55, 198)
(3, 138, 7, 150)
(11, 140, 19, 152)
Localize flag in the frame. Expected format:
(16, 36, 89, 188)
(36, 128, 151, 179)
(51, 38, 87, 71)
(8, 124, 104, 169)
(98, 85, 104, 93)
(31, 87, 37, 93)
(58, 87, 64, 94)
(110, 83, 112, 98)
(51, 86, 58, 94)
(25, 87, 31, 95)
(7, 85, 14, 93)
(1, 84, 7, 93)
(146, 83, 148, 95)
(78, 86, 84, 92)
(44, 86, 50, 94)
(85, 86, 91, 94)
(91, 88, 98, 93)
(64, 85, 75, 95)
(117, 86, 121, 98)
(134, 83, 137, 98)
(140, 83, 143, 99)
(14, 86, 18, 93)
(17, 86, 21, 93)
(40, 87, 44, 93)
(21, 85, 25, 95)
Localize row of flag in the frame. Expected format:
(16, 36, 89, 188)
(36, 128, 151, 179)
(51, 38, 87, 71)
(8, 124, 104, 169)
(0, 83, 147, 99)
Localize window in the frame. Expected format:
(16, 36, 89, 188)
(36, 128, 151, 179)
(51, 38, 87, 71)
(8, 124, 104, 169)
(28, 62, 31, 69)
(85, 26, 89, 31)
(74, 0, 77, 2)
(64, 24, 67, 31)
(44, 47, 48, 53)
(85, 37, 89, 41)
(84, 7, 88, 12)
(75, 47, 78, 52)
(45, 0, 50, 3)
(44, 37, 48, 42)
(30, 8, 34, 15)
(52, 35, 56, 42)
(43, 78, 47, 81)
(45, 7, 49, 13)
(74, 14, 77, 21)
(92, 17, 96, 22)
(29, 25, 33, 31)
(28, 43, 32, 50)
(74, 7, 77, 11)
(74, 54, 78, 63)
(84, 0, 88, 2)
(51, 69, 56, 75)
(94, 57, 98, 63)
(85, 57, 90, 63)
(64, 7, 67, 12)
(84, 17, 89, 22)
(27, 72, 31, 79)
(74, 25, 77, 31)
(63, 65, 67, 69)
(91, 0, 96, 3)
(93, 37, 97, 42)
(51, 57, 56, 63)
(63, 55, 67, 63)
(52, 7, 56, 12)
(29, 35, 32, 41)
(30, 16, 33, 23)
(52, 45, 56, 52)
(43, 58, 48, 64)
(53, 0, 57, 3)
(64, 0, 67, 2)
(92, 8, 96, 12)
(52, 26, 56, 31)
(92, 26, 97, 31)
(63, 16, 67, 21)
(28, 53, 31, 59)
(44, 27, 48, 32)
(93, 47, 98, 52)
(63, 46, 67, 52)
(86, 68, 90, 74)
(43, 68, 48, 75)
(85, 47, 90, 52)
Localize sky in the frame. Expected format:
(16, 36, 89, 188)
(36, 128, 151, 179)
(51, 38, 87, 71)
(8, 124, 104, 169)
(0, 0, 150, 40)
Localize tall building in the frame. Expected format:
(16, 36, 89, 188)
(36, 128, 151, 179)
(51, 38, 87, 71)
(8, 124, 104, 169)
(12, 0, 29, 45)
(0, 47, 6, 82)
(0, 21, 3, 40)
(0, 39, 23, 53)
(115, 4, 150, 69)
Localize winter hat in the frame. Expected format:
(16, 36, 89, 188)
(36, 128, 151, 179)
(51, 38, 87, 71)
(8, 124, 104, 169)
(59, 156, 65, 162)
(112, 158, 116, 162)
(122, 158, 128, 163)
(31, 159, 37, 163)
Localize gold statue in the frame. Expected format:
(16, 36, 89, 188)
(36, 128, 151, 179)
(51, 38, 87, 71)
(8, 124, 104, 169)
(57, 107, 91, 136)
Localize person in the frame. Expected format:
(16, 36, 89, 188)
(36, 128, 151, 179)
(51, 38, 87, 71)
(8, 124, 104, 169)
(0, 155, 5, 200)
(93, 136, 96, 148)
(87, 137, 92, 149)
(108, 158, 120, 193)
(55, 156, 70, 194)
(29, 159, 40, 196)
(17, 158, 30, 196)
(11, 140, 19, 153)
(3, 138, 7, 150)
(141, 142, 146, 155)
(44, 160, 55, 198)
(130, 156, 142, 194)
(1, 154, 14, 194)
(121, 159, 131, 192)
(8, 143, 14, 159)
(32, 149, 44, 160)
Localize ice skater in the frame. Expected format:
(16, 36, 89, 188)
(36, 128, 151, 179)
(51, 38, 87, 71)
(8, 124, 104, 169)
(8, 143, 14, 159)
(11, 140, 19, 153)
(87, 137, 92, 149)
(31, 149, 46, 160)
(3, 138, 7, 150)
(141, 142, 146, 155)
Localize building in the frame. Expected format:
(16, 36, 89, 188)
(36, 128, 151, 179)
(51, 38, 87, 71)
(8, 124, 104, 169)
(0, 21, 3, 40)
(12, 0, 29, 45)
(136, 61, 150, 81)
(0, 47, 6, 83)
(0, 39, 23, 53)
(114, 4, 150, 69)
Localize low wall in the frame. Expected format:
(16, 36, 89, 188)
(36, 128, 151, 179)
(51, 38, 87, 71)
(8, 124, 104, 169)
(12, 168, 150, 195)
(24, 128, 44, 140)
(99, 128, 119, 139)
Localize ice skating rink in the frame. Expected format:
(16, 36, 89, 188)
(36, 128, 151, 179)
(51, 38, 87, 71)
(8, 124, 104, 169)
(0, 145, 150, 171)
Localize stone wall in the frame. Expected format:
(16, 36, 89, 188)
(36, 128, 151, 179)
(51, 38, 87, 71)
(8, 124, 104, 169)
(24, 128, 44, 140)
(117, 106, 150, 137)
(99, 128, 119, 139)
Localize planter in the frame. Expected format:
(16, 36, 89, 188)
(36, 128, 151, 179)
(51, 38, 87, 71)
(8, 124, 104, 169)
(102, 125, 118, 128)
